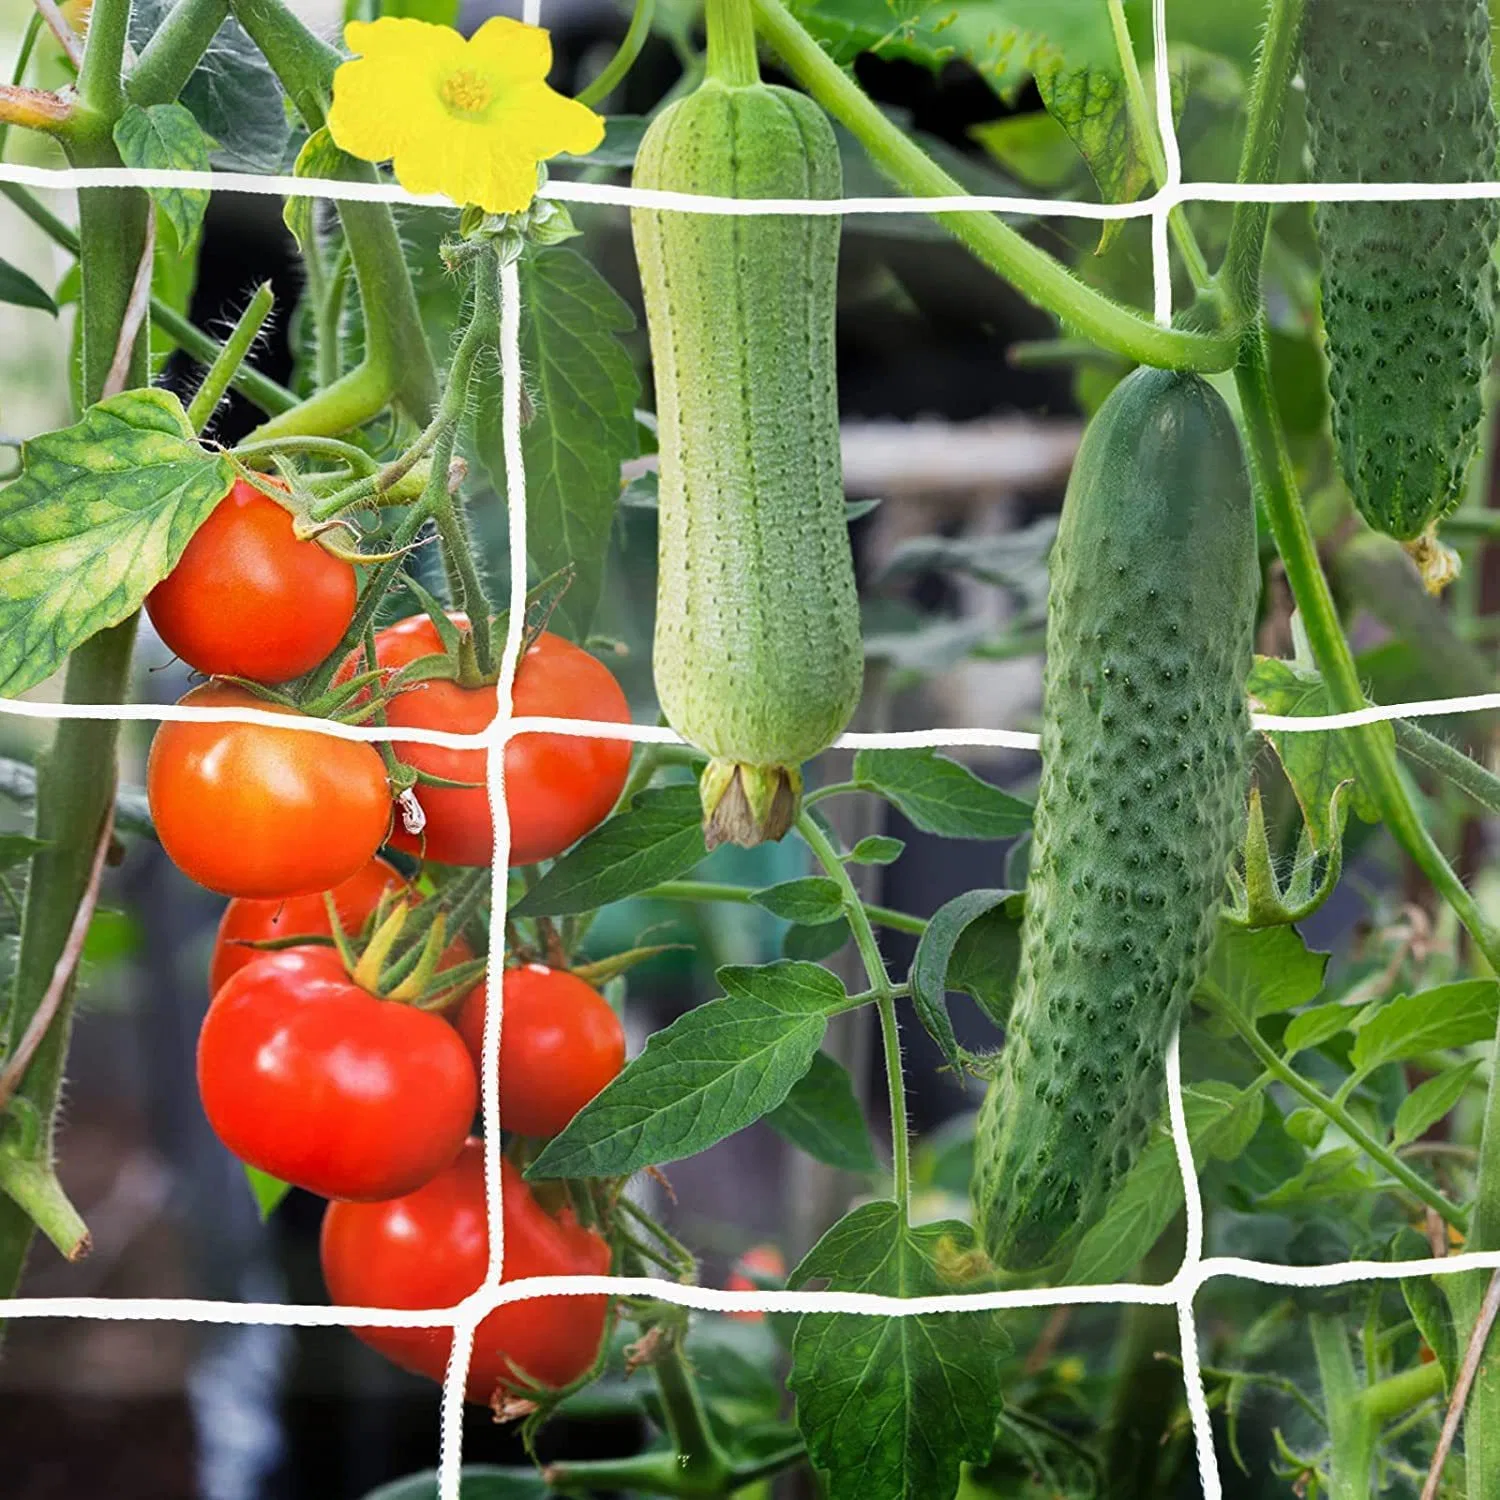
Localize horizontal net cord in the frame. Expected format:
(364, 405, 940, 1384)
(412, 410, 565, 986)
(9, 158, 1500, 215)
(2, 693, 1499, 747)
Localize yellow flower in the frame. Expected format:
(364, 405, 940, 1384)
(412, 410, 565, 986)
(328, 16, 605, 214)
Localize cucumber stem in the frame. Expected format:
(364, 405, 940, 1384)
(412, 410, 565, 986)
(705, 0, 759, 87)
(1311, 1312, 1376, 1500)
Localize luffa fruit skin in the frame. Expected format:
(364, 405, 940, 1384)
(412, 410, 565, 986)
(1302, 0, 1500, 541)
(972, 369, 1259, 1275)
(631, 80, 862, 844)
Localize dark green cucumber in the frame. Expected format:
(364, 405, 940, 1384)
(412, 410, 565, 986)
(972, 368, 1258, 1275)
(1302, 0, 1500, 542)
(631, 80, 862, 849)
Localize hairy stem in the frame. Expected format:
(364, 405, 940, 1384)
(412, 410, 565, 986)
(187, 281, 274, 432)
(1311, 1312, 1376, 1500)
(127, 0, 230, 107)
(640, 878, 927, 936)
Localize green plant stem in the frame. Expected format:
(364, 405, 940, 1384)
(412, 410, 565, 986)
(1218, 0, 1305, 322)
(229, 0, 440, 434)
(0, 1157, 89, 1260)
(1311, 1312, 1376, 1500)
(1216, 996, 1465, 1230)
(187, 281, 274, 432)
(640, 878, 927, 935)
(0, 758, 153, 840)
(653, 1342, 733, 1490)
(0, 11, 44, 160)
(577, 0, 656, 107)
(233, 435, 379, 475)
(76, 0, 130, 118)
(1357, 1360, 1445, 1426)
(1, 181, 299, 415)
(705, 0, 759, 86)
(1103, 0, 1212, 293)
(1395, 720, 1500, 818)
(750, 0, 1236, 373)
(316, 244, 353, 393)
(127, 0, 230, 107)
(797, 810, 909, 1209)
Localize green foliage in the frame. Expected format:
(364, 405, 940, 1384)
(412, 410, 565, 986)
(852, 749, 1031, 840)
(0, 258, 56, 316)
(908, 889, 1021, 1067)
(113, 104, 212, 256)
(752, 877, 845, 926)
(0, 390, 234, 695)
(766, 1050, 879, 1173)
(789, 1203, 1005, 1500)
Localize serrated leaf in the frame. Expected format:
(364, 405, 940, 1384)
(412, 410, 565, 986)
(852, 748, 1031, 840)
(1349, 981, 1500, 1079)
(1283, 1001, 1354, 1057)
(479, 245, 640, 640)
(0, 389, 235, 696)
(244, 1164, 290, 1220)
(782, 919, 851, 961)
(1258, 1146, 1374, 1209)
(114, 104, 212, 255)
(789, 1202, 1004, 1500)
(131, 0, 289, 174)
(847, 835, 904, 865)
(1283, 1107, 1328, 1149)
(1393, 1061, 1482, 1147)
(358, 1468, 550, 1500)
(528, 962, 845, 1179)
(908, 889, 1020, 1069)
(0, 257, 56, 315)
(765, 1051, 878, 1173)
(512, 785, 705, 917)
(751, 877, 845, 926)
(1198, 924, 1329, 1024)
(1247, 656, 1392, 846)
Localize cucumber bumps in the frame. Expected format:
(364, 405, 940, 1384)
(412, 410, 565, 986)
(972, 370, 1259, 1275)
(1302, 0, 1500, 542)
(631, 81, 862, 848)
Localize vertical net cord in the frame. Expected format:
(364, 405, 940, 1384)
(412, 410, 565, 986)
(433, 257, 531, 1500)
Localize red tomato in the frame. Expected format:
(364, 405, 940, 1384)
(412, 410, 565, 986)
(198, 946, 477, 1201)
(209, 856, 476, 995)
(146, 477, 357, 684)
(351, 615, 631, 867)
(455, 965, 625, 1138)
(148, 683, 392, 898)
(321, 1139, 611, 1401)
(727, 1244, 786, 1320)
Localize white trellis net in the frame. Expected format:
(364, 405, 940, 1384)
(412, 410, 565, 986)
(3, 2, 1500, 1497)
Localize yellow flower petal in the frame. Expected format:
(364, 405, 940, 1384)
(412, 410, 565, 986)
(494, 80, 606, 158)
(344, 16, 466, 68)
(464, 16, 554, 87)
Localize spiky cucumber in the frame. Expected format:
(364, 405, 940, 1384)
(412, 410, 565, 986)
(972, 368, 1259, 1275)
(1302, 0, 1500, 544)
(630, 78, 862, 849)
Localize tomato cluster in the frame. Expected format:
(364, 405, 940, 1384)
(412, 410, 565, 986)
(141, 508, 637, 1402)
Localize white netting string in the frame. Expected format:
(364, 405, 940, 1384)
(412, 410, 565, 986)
(2, 0, 1497, 1492)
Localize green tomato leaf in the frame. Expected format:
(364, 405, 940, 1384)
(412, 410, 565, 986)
(852, 748, 1031, 840)
(0, 256, 56, 315)
(847, 835, 905, 865)
(478, 244, 641, 641)
(1198, 924, 1329, 1025)
(751, 876, 845, 926)
(1349, 981, 1500, 1080)
(131, 0, 289, 174)
(970, 110, 1084, 189)
(243, 1164, 291, 1220)
(908, 889, 1020, 1069)
(1257, 1146, 1374, 1210)
(765, 1050, 878, 1174)
(788, 1203, 1004, 1500)
(512, 785, 705, 918)
(113, 104, 213, 256)
(1393, 1060, 1483, 1148)
(528, 962, 845, 1179)
(1391, 1229, 1456, 1387)
(358, 1468, 551, 1500)
(0, 389, 235, 696)
(782, 918, 851, 961)
(1282, 1001, 1354, 1057)
(283, 129, 348, 257)
(1247, 656, 1392, 846)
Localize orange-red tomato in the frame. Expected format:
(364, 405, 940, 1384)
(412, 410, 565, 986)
(321, 1139, 611, 1402)
(146, 477, 357, 684)
(727, 1244, 786, 1320)
(455, 965, 625, 1138)
(209, 856, 476, 995)
(358, 615, 631, 867)
(198, 946, 478, 1201)
(147, 683, 391, 898)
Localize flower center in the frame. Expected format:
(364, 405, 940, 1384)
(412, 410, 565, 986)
(440, 68, 493, 119)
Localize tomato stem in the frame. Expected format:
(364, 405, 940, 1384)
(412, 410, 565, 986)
(75, 0, 129, 120)
(187, 281, 276, 433)
(127, 0, 229, 108)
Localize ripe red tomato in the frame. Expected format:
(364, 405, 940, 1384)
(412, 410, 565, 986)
(209, 856, 476, 996)
(148, 684, 392, 898)
(146, 477, 357, 683)
(352, 614, 631, 867)
(455, 965, 625, 1138)
(727, 1244, 786, 1321)
(198, 946, 477, 1201)
(321, 1138, 611, 1401)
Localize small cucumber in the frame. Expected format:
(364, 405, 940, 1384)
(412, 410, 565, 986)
(972, 368, 1258, 1275)
(631, 79, 862, 849)
(1302, 0, 1500, 543)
